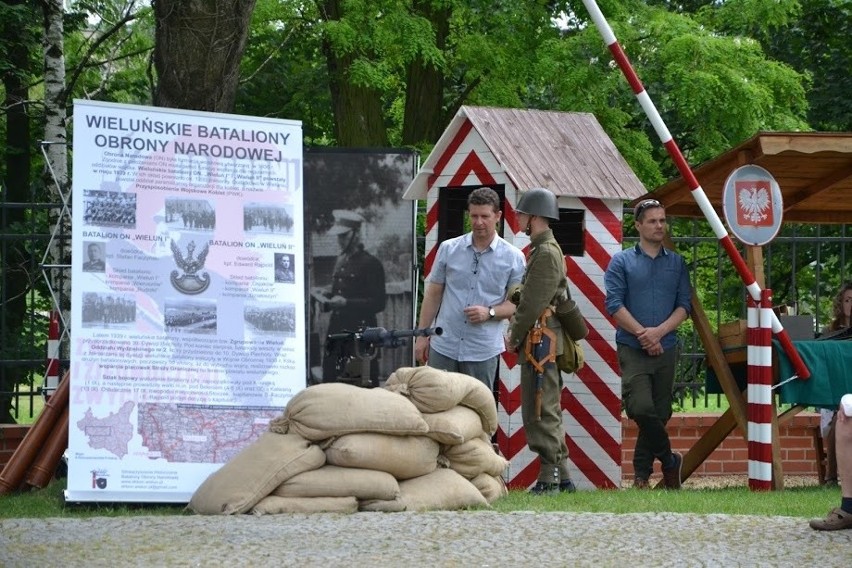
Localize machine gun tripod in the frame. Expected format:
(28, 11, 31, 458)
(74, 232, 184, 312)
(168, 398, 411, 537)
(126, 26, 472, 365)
(323, 326, 443, 387)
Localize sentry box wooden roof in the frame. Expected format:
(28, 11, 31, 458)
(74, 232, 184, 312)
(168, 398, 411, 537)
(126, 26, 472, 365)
(404, 105, 647, 201)
(641, 132, 852, 224)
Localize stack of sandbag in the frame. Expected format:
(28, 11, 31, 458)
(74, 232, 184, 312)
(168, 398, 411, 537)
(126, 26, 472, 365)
(188, 374, 508, 516)
(186, 430, 327, 515)
(384, 366, 508, 504)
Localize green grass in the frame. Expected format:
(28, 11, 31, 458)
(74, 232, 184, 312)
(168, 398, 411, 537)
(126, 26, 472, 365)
(492, 484, 838, 518)
(0, 478, 838, 520)
(0, 479, 189, 519)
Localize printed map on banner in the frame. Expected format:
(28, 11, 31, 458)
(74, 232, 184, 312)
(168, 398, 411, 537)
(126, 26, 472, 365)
(76, 401, 135, 458)
(136, 404, 281, 463)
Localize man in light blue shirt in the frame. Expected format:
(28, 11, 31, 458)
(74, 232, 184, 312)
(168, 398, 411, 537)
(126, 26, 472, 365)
(605, 198, 692, 490)
(415, 188, 526, 390)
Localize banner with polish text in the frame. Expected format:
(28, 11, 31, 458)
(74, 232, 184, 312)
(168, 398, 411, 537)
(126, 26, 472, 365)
(67, 100, 303, 502)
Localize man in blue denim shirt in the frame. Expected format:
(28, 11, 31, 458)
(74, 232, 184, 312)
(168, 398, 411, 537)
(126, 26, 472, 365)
(605, 199, 692, 489)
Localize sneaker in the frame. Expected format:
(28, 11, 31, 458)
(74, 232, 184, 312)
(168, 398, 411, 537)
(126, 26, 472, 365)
(559, 480, 576, 493)
(633, 477, 650, 490)
(662, 452, 683, 490)
(529, 481, 559, 495)
(809, 507, 852, 531)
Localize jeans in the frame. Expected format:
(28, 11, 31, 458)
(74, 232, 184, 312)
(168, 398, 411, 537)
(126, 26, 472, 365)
(427, 348, 499, 392)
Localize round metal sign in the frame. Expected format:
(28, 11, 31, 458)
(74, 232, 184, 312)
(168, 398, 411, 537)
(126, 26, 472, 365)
(722, 164, 783, 246)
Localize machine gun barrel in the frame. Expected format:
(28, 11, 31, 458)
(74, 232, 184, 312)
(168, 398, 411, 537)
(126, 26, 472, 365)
(359, 326, 442, 347)
(322, 327, 443, 388)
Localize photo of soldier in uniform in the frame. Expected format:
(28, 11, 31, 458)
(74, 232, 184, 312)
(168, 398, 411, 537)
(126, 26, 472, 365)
(243, 202, 294, 234)
(244, 302, 296, 337)
(274, 253, 296, 283)
(164, 298, 217, 334)
(313, 210, 386, 385)
(305, 150, 416, 387)
(81, 292, 136, 328)
(165, 198, 216, 231)
(82, 241, 106, 273)
(82, 189, 137, 228)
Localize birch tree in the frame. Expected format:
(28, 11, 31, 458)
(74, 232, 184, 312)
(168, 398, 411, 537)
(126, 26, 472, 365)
(41, 0, 71, 319)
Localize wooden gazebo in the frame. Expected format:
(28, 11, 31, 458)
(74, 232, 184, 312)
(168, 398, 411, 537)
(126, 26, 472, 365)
(635, 131, 852, 488)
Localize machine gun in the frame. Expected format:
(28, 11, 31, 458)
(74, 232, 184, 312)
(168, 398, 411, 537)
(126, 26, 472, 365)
(324, 326, 443, 388)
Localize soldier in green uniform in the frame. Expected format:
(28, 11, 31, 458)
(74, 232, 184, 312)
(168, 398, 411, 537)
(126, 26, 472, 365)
(319, 210, 387, 384)
(505, 187, 576, 494)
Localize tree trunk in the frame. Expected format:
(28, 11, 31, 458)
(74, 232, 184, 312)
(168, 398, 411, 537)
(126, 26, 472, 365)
(42, 0, 72, 359)
(401, 0, 452, 147)
(320, 0, 389, 147)
(153, 0, 258, 112)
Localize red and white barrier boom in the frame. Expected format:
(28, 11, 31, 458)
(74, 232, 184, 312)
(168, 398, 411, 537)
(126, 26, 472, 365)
(580, 0, 810, 381)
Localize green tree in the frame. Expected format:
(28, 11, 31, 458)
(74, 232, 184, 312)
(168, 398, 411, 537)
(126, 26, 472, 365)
(761, 0, 852, 131)
(0, 0, 43, 422)
(526, 1, 809, 188)
(240, 0, 571, 147)
(236, 0, 334, 144)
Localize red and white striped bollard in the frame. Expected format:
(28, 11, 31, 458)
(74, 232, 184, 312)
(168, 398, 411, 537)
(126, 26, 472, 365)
(747, 290, 774, 490)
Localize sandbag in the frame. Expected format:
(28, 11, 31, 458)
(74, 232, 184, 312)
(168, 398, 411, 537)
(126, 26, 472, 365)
(188, 432, 325, 515)
(268, 382, 429, 441)
(397, 468, 488, 511)
(470, 473, 508, 503)
(272, 465, 400, 501)
(324, 433, 439, 480)
(359, 496, 406, 512)
(421, 405, 485, 446)
(251, 495, 358, 515)
(384, 367, 497, 435)
(441, 436, 508, 479)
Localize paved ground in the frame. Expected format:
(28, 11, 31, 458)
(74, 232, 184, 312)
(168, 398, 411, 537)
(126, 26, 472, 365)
(1, 510, 850, 567)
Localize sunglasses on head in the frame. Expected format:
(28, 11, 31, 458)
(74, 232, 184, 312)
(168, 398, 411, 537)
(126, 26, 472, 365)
(634, 199, 662, 217)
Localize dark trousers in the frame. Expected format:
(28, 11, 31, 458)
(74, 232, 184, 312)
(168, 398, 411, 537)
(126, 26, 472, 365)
(618, 344, 679, 480)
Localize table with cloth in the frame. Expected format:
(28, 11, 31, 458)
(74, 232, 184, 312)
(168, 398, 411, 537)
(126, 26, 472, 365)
(697, 337, 850, 489)
(776, 339, 852, 409)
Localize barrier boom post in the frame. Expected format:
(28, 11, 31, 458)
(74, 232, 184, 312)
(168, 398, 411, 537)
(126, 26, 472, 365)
(580, 0, 810, 379)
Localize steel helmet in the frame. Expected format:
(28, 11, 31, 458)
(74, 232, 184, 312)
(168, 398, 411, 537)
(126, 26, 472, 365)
(516, 187, 559, 221)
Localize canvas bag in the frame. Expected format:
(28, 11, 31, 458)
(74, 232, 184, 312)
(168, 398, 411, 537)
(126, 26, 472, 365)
(556, 326, 585, 374)
(553, 282, 588, 374)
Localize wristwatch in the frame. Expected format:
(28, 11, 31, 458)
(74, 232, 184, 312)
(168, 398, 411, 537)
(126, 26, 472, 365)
(488, 307, 496, 320)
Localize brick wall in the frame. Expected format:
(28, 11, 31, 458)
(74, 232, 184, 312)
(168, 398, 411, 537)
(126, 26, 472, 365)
(621, 412, 823, 479)
(2, 414, 825, 481)
(0, 424, 31, 471)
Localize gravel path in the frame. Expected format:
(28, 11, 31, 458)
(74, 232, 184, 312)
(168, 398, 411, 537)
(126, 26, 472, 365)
(2, 510, 849, 567)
